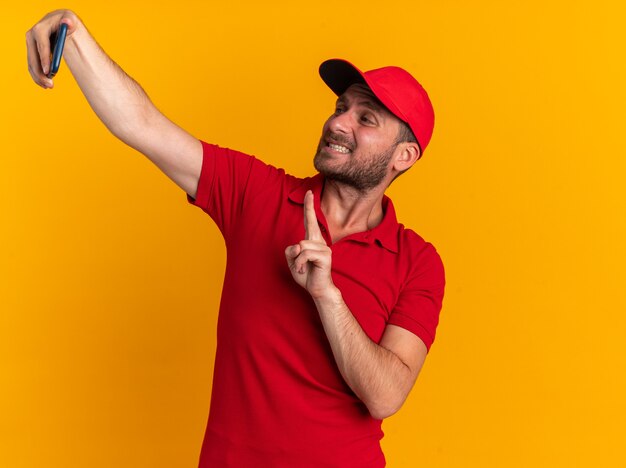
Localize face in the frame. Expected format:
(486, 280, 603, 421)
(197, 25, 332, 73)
(314, 83, 403, 192)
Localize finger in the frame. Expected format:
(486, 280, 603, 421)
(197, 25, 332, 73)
(298, 240, 328, 251)
(304, 190, 323, 242)
(59, 16, 76, 33)
(33, 24, 53, 78)
(285, 244, 308, 276)
(295, 242, 331, 273)
(25, 31, 53, 88)
(294, 249, 330, 275)
(284, 244, 301, 261)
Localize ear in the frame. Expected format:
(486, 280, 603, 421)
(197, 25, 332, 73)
(393, 142, 421, 172)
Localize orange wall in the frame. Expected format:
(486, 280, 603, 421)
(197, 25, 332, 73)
(2, 1, 625, 467)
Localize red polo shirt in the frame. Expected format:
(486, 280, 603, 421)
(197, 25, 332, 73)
(187, 141, 445, 467)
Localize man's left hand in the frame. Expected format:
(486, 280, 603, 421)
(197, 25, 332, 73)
(285, 190, 335, 299)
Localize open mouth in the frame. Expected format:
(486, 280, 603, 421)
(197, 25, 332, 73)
(325, 142, 351, 154)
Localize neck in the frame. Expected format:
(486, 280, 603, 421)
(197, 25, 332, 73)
(320, 178, 386, 240)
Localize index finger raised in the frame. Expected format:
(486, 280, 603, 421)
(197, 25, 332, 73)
(304, 190, 323, 242)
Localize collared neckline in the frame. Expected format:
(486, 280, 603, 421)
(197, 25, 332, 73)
(288, 174, 399, 253)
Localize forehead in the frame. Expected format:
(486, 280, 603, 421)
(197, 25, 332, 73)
(338, 84, 392, 116)
(338, 84, 406, 137)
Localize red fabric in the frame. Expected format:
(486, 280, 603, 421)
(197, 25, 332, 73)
(187, 141, 445, 467)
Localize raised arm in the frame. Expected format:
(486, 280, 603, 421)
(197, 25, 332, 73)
(26, 10, 202, 198)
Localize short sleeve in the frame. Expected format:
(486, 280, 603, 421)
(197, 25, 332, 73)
(387, 243, 446, 351)
(186, 140, 286, 239)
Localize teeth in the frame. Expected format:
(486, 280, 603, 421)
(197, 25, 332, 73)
(328, 143, 350, 153)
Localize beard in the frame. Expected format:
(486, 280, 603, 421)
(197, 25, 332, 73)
(314, 136, 395, 192)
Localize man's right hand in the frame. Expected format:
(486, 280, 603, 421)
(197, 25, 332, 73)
(25, 10, 203, 199)
(26, 10, 80, 89)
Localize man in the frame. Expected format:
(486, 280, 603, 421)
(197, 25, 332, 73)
(27, 10, 445, 467)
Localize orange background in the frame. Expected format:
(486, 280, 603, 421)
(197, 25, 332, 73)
(2, 1, 625, 467)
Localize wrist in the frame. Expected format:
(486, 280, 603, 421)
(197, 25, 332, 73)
(63, 19, 88, 62)
(312, 284, 343, 307)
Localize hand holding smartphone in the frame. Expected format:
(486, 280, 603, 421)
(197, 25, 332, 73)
(47, 23, 68, 78)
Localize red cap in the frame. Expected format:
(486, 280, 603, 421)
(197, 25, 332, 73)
(319, 59, 435, 156)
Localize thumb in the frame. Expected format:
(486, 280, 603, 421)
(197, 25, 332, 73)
(284, 244, 301, 262)
(60, 16, 77, 35)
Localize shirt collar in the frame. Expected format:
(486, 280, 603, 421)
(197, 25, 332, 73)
(288, 174, 400, 253)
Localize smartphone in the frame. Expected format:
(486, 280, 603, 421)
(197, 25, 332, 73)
(47, 23, 68, 78)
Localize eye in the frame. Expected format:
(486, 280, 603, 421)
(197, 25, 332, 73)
(334, 105, 345, 115)
(360, 114, 376, 124)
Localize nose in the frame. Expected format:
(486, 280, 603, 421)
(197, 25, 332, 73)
(327, 110, 352, 135)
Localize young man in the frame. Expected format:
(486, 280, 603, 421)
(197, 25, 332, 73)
(27, 10, 445, 467)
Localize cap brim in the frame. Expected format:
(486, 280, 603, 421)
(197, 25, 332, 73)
(319, 59, 367, 96)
